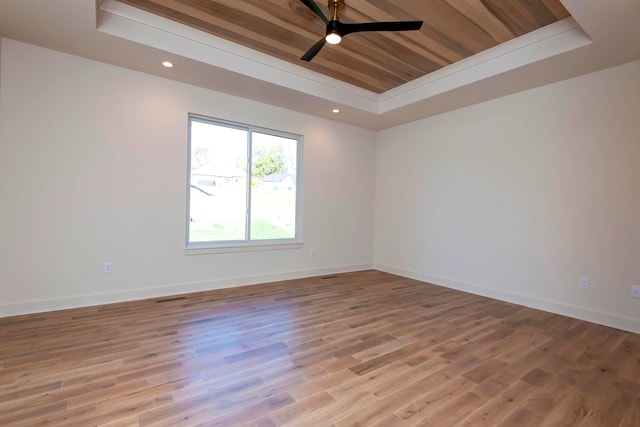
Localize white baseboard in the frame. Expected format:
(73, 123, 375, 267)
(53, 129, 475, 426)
(0, 263, 372, 318)
(5, 263, 638, 335)
(375, 263, 640, 335)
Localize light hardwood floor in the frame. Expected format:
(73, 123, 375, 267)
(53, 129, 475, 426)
(1, 270, 638, 426)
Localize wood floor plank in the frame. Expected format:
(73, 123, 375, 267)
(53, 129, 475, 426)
(328, 360, 412, 400)
(395, 377, 476, 425)
(0, 270, 638, 426)
(333, 383, 426, 426)
(413, 391, 485, 426)
(536, 390, 596, 426)
(495, 406, 543, 427)
(266, 390, 335, 426)
(287, 368, 357, 400)
(290, 390, 376, 426)
(467, 380, 537, 426)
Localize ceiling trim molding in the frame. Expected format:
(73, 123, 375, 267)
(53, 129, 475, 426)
(98, 1, 592, 117)
(98, 0, 380, 113)
(379, 18, 591, 113)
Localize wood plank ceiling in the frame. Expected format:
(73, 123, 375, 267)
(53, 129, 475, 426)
(116, 0, 571, 93)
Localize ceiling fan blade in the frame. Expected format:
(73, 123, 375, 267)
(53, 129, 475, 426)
(339, 21, 423, 36)
(298, 0, 329, 24)
(301, 38, 326, 61)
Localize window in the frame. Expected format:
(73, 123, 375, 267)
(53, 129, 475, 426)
(186, 114, 302, 251)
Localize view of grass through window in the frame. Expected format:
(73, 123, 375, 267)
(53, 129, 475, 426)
(188, 116, 300, 246)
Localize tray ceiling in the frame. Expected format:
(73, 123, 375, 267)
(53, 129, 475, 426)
(115, 0, 571, 93)
(4, 0, 638, 130)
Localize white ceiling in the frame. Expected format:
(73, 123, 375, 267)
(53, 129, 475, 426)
(1, 0, 639, 130)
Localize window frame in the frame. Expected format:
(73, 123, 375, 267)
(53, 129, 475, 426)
(185, 114, 303, 254)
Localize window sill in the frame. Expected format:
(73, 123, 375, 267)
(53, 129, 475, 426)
(184, 241, 303, 255)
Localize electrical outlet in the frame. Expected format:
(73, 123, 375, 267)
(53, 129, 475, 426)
(580, 277, 589, 289)
(400, 248, 404, 257)
(104, 262, 113, 273)
(632, 286, 640, 299)
(309, 248, 316, 257)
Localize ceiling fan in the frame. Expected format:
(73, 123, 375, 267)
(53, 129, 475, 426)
(299, 0, 423, 61)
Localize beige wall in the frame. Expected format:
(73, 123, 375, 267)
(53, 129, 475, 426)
(374, 60, 640, 333)
(0, 38, 376, 316)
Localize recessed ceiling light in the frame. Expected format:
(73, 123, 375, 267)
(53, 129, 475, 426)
(332, 109, 340, 113)
(162, 61, 174, 68)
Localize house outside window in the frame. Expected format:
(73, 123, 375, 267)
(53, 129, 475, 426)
(186, 114, 303, 252)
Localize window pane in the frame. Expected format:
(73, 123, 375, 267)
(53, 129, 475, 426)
(189, 121, 247, 242)
(186, 115, 302, 249)
(250, 132, 297, 240)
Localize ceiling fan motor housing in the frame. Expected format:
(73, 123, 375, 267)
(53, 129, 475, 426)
(299, 0, 423, 61)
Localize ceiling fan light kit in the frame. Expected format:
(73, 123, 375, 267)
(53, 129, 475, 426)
(325, 32, 341, 44)
(299, 0, 423, 61)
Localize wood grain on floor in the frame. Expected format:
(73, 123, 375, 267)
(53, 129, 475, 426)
(1, 270, 638, 426)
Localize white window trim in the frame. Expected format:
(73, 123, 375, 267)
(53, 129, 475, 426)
(185, 114, 303, 253)
(183, 241, 304, 256)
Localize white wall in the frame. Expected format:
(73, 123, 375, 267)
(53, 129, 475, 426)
(2, 37, 639, 334)
(0, 38, 376, 316)
(375, 60, 640, 333)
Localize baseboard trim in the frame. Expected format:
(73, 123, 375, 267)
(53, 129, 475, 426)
(374, 264, 640, 334)
(0, 263, 372, 318)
